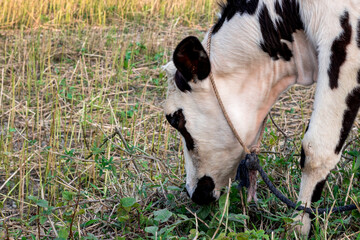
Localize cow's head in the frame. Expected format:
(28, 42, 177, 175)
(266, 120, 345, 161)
(164, 12, 317, 205)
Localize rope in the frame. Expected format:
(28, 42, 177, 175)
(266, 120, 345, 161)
(238, 153, 357, 215)
(206, 27, 358, 214)
(206, 27, 251, 154)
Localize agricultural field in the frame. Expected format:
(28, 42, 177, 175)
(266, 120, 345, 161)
(0, 0, 359, 239)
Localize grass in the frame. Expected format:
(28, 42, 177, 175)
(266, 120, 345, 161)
(0, 0, 359, 239)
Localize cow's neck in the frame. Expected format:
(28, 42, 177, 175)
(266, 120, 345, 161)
(202, 10, 317, 144)
(203, 32, 303, 145)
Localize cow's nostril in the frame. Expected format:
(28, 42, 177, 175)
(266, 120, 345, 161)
(191, 176, 216, 205)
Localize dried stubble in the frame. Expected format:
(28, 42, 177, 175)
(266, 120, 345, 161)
(0, 17, 209, 237)
(0, 0, 215, 29)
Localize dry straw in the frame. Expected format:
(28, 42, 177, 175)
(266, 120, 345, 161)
(0, 0, 215, 28)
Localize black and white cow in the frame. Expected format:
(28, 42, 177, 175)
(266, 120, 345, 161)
(164, 0, 360, 235)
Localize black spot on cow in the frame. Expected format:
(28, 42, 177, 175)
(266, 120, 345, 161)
(166, 109, 195, 150)
(355, 19, 360, 87)
(357, 19, 360, 48)
(173, 36, 211, 92)
(300, 146, 306, 169)
(259, 0, 303, 61)
(335, 87, 360, 154)
(275, 0, 304, 42)
(300, 122, 310, 169)
(213, 0, 259, 34)
(309, 175, 328, 228)
(259, 5, 292, 61)
(191, 176, 216, 205)
(175, 70, 192, 92)
(311, 177, 328, 203)
(328, 11, 352, 90)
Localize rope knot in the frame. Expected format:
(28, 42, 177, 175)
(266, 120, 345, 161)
(245, 153, 260, 171)
(235, 153, 260, 189)
(249, 146, 261, 155)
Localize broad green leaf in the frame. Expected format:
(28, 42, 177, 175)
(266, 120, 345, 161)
(27, 196, 38, 202)
(145, 226, 158, 235)
(219, 194, 227, 212)
(58, 227, 69, 239)
(177, 214, 189, 220)
(353, 155, 360, 171)
(214, 232, 226, 240)
(132, 202, 141, 210)
(62, 191, 74, 201)
(188, 229, 197, 239)
(40, 216, 47, 225)
(167, 186, 182, 191)
(117, 215, 129, 222)
(29, 215, 39, 224)
(83, 219, 98, 227)
(36, 199, 49, 208)
(76, 209, 86, 216)
(282, 216, 294, 224)
(197, 205, 211, 219)
(120, 197, 136, 208)
(154, 209, 172, 223)
(118, 207, 129, 216)
(228, 213, 248, 224)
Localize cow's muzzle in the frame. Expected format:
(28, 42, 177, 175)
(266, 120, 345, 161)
(188, 176, 217, 205)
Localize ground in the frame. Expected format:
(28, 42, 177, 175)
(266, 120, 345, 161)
(0, 0, 359, 239)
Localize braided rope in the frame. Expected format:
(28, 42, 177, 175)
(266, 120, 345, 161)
(257, 164, 357, 214)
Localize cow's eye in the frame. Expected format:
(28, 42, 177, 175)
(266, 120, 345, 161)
(166, 109, 184, 130)
(165, 109, 195, 150)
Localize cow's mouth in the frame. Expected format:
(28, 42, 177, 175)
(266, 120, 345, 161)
(188, 176, 216, 205)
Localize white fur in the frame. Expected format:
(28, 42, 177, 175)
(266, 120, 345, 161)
(294, 0, 360, 235)
(164, 0, 360, 236)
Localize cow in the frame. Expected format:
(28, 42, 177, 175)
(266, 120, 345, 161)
(164, 0, 360, 236)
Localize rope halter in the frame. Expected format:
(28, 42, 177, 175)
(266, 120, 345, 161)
(205, 27, 266, 155)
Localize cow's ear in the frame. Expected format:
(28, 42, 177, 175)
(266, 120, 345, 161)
(173, 36, 211, 81)
(292, 31, 318, 85)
